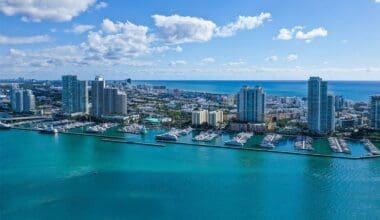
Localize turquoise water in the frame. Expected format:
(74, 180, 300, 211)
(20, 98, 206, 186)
(1, 129, 380, 219)
(135, 80, 380, 102)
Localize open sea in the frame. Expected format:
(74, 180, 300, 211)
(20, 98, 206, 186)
(1, 128, 380, 219)
(135, 80, 380, 102)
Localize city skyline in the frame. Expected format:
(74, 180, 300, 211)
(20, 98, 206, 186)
(1, 0, 380, 80)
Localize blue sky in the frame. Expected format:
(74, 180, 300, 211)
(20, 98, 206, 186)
(0, 0, 379, 80)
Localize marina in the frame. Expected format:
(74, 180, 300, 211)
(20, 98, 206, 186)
(294, 136, 314, 151)
(193, 130, 219, 142)
(260, 133, 282, 148)
(118, 123, 147, 134)
(224, 132, 253, 146)
(86, 123, 118, 133)
(362, 139, 380, 155)
(328, 137, 351, 154)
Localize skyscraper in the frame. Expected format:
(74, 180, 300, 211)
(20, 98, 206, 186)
(327, 94, 335, 132)
(91, 76, 105, 117)
(103, 88, 128, 115)
(369, 95, 380, 130)
(62, 75, 88, 115)
(237, 86, 265, 123)
(335, 95, 344, 112)
(23, 89, 36, 112)
(14, 90, 23, 113)
(308, 77, 335, 134)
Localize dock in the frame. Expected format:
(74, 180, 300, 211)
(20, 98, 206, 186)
(362, 139, 380, 155)
(157, 140, 380, 160)
(328, 137, 351, 154)
(101, 138, 165, 147)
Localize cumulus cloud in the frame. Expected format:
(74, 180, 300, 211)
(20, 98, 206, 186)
(265, 55, 278, 62)
(88, 19, 154, 60)
(286, 54, 298, 61)
(0, 0, 97, 22)
(276, 26, 327, 42)
(95, 1, 108, 10)
(0, 34, 50, 44)
(152, 14, 216, 44)
(215, 12, 271, 37)
(65, 24, 95, 34)
(295, 27, 327, 42)
(152, 12, 270, 44)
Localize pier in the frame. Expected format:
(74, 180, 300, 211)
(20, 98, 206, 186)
(328, 137, 351, 154)
(157, 140, 380, 160)
(101, 138, 165, 147)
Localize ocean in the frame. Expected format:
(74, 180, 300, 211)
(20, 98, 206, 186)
(1, 129, 380, 219)
(134, 80, 380, 102)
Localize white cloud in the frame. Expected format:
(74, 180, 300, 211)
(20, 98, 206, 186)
(95, 1, 108, 10)
(88, 19, 154, 60)
(295, 27, 328, 42)
(152, 14, 216, 44)
(66, 24, 95, 34)
(276, 28, 293, 40)
(0, 0, 97, 22)
(286, 54, 298, 61)
(169, 60, 187, 66)
(0, 34, 50, 44)
(276, 26, 327, 42)
(201, 57, 215, 63)
(215, 12, 271, 37)
(174, 46, 183, 52)
(152, 12, 270, 44)
(376, 0, 380, 3)
(265, 55, 278, 62)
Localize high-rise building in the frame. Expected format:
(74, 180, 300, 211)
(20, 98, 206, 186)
(208, 110, 223, 127)
(327, 94, 335, 132)
(14, 90, 23, 113)
(11, 87, 36, 113)
(91, 76, 105, 117)
(23, 89, 36, 112)
(335, 95, 344, 112)
(78, 81, 89, 114)
(103, 88, 128, 115)
(62, 75, 88, 115)
(308, 77, 334, 134)
(369, 95, 380, 130)
(10, 83, 19, 110)
(192, 109, 208, 126)
(237, 86, 265, 123)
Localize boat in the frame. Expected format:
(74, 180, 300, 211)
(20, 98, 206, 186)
(86, 125, 105, 133)
(294, 136, 314, 151)
(39, 125, 58, 134)
(179, 127, 193, 135)
(155, 132, 178, 141)
(225, 139, 244, 146)
(361, 139, 380, 155)
(260, 134, 282, 148)
(225, 132, 253, 146)
(118, 124, 147, 134)
(193, 130, 219, 142)
(0, 122, 12, 129)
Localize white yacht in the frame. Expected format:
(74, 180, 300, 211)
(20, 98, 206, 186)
(155, 132, 178, 141)
(0, 122, 12, 129)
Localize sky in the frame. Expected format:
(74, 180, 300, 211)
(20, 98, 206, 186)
(0, 0, 379, 80)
